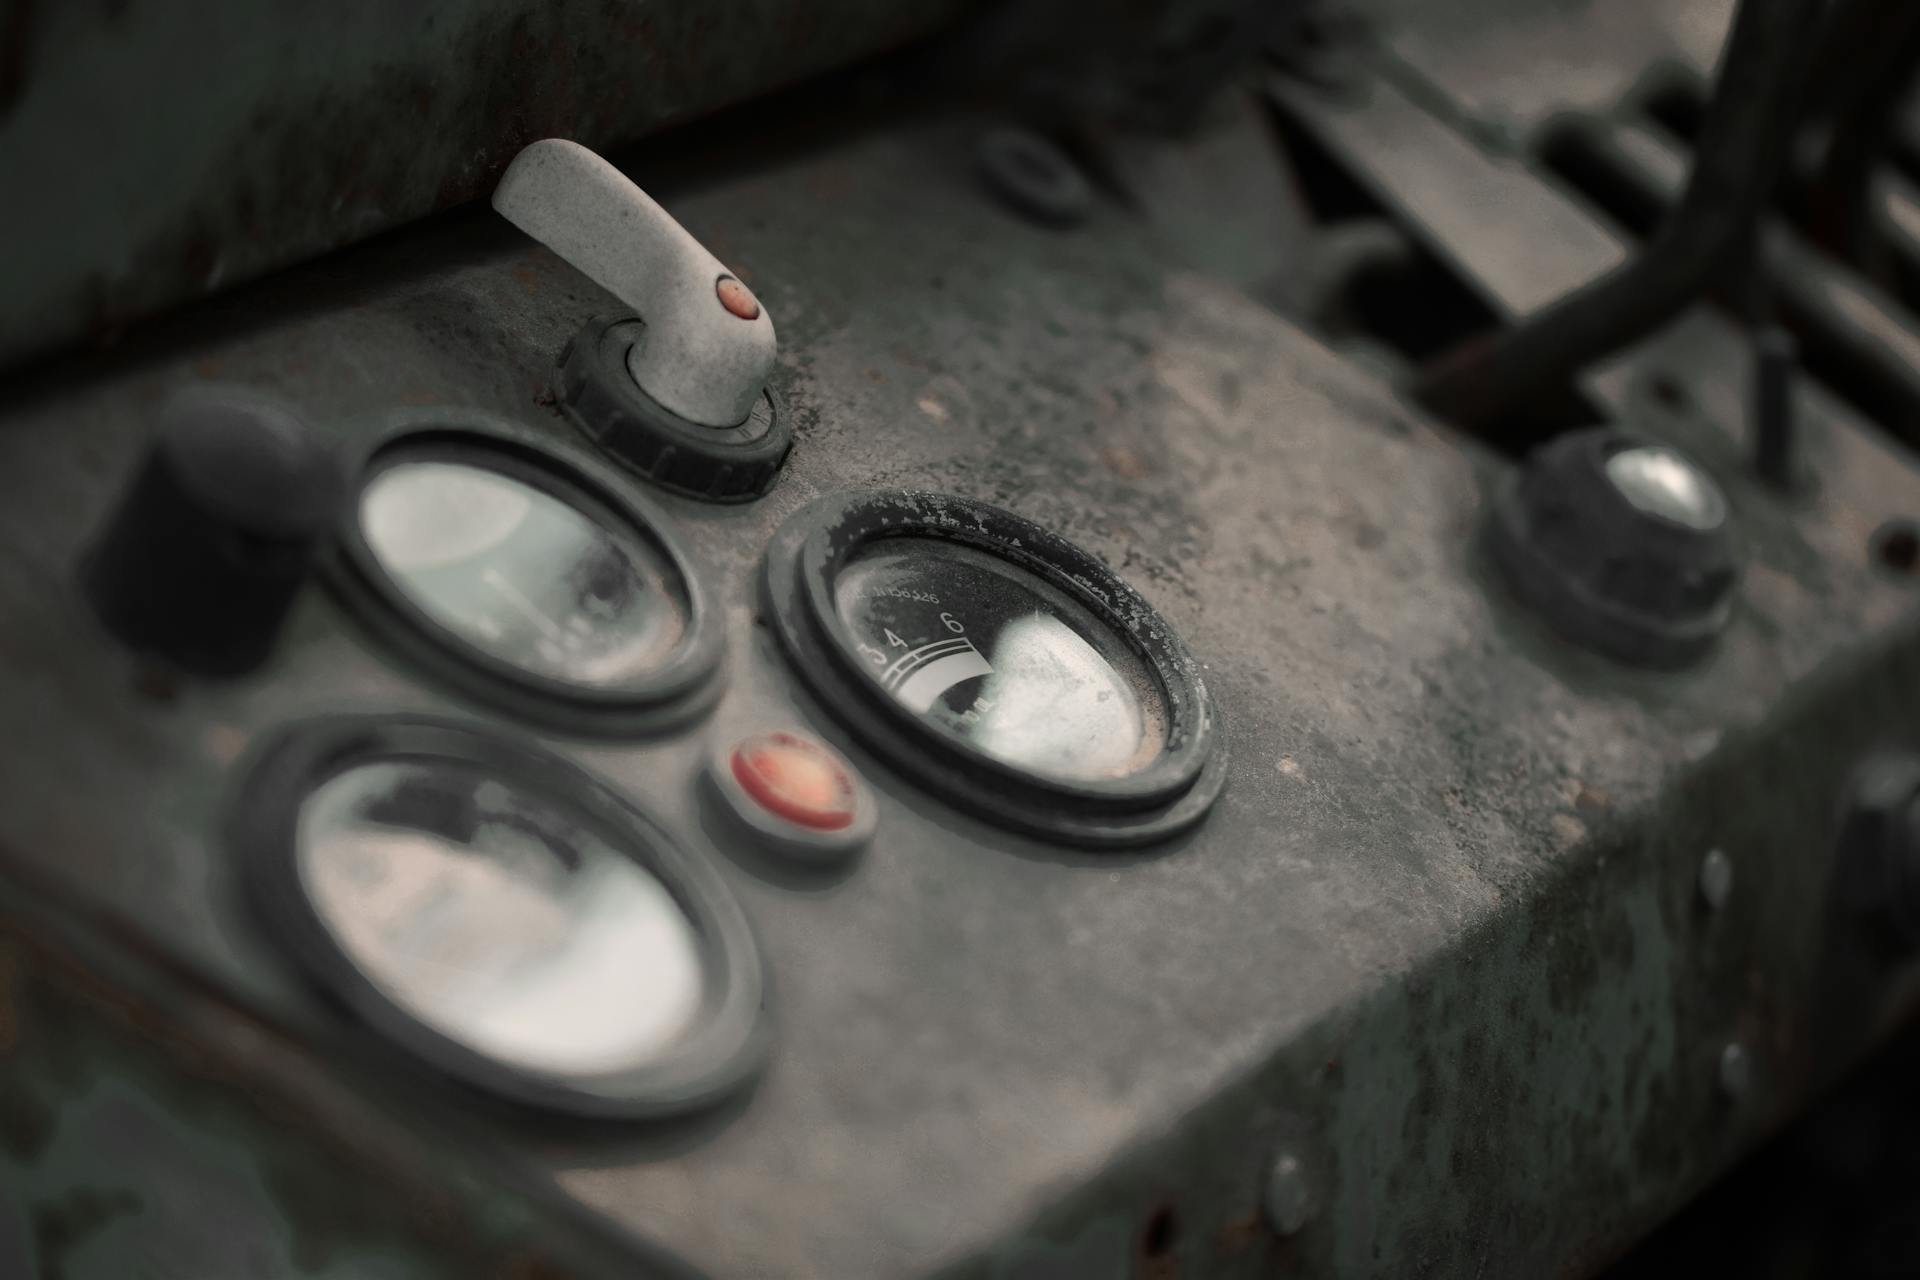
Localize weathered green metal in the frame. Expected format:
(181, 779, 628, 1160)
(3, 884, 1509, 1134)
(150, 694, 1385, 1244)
(3, 1, 1920, 1274)
(0, 864, 690, 1279)
(0, 0, 967, 378)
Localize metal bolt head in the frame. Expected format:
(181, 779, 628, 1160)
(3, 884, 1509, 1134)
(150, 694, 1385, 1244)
(975, 128, 1093, 229)
(1697, 848, 1733, 912)
(1718, 1042, 1752, 1101)
(1489, 429, 1737, 667)
(1263, 1150, 1314, 1235)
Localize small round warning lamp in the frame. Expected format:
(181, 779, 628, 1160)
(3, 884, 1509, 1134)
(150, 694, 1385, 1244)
(709, 730, 876, 862)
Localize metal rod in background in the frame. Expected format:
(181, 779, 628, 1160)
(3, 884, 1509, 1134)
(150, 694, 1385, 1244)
(1410, 0, 1824, 430)
(1752, 325, 1800, 489)
(1804, 0, 1920, 278)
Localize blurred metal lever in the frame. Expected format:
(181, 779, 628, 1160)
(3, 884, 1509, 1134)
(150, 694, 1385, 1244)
(494, 138, 777, 429)
(1411, 0, 1823, 428)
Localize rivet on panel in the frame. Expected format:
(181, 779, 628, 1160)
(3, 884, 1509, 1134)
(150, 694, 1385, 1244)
(1263, 1149, 1315, 1235)
(1718, 1042, 1752, 1101)
(1697, 847, 1733, 912)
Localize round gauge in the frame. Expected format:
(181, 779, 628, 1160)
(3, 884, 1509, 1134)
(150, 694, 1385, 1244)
(762, 492, 1225, 847)
(834, 539, 1168, 783)
(232, 717, 765, 1116)
(330, 414, 724, 733)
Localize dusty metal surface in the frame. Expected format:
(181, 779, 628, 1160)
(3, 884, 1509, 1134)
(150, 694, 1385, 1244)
(1349, 0, 1734, 142)
(4, 1, 1920, 1274)
(0, 0, 966, 379)
(1269, 72, 1630, 320)
(3, 57, 1920, 1272)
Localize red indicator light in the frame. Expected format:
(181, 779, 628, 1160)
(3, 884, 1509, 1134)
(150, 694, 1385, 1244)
(729, 732, 857, 831)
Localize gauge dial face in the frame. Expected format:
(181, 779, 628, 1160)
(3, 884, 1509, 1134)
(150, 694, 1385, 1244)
(832, 538, 1169, 782)
(296, 759, 707, 1078)
(357, 460, 690, 691)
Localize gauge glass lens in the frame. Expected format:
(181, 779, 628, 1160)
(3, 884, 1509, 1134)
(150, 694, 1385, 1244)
(832, 538, 1168, 781)
(358, 461, 689, 690)
(296, 760, 707, 1078)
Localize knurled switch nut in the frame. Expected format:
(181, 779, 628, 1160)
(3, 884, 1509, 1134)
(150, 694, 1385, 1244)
(558, 315, 792, 503)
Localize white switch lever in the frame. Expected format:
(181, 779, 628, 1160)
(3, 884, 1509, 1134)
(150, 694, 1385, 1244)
(493, 138, 776, 429)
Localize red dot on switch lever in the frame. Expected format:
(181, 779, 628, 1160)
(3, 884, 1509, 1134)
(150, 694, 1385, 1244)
(716, 275, 761, 321)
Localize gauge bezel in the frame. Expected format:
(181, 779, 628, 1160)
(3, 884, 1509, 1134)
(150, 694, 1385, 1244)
(327, 412, 725, 735)
(230, 714, 768, 1119)
(762, 490, 1225, 847)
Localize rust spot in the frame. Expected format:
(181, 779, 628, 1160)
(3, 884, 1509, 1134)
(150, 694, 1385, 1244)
(1137, 1205, 1179, 1278)
(1217, 1211, 1263, 1253)
(205, 723, 249, 766)
(1646, 371, 1690, 413)
(130, 661, 183, 705)
(499, 1255, 574, 1280)
(1550, 812, 1588, 849)
(191, 355, 224, 379)
(1101, 445, 1150, 479)
(510, 263, 544, 297)
(1574, 784, 1611, 814)
(865, 368, 887, 384)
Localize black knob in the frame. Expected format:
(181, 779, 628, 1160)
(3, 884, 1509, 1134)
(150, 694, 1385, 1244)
(82, 386, 346, 676)
(1489, 428, 1737, 667)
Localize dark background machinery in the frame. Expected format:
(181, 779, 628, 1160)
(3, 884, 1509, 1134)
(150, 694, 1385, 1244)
(6, 0, 1920, 1275)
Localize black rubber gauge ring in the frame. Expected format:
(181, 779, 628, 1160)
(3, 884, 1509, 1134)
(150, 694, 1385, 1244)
(230, 714, 769, 1118)
(761, 490, 1226, 848)
(559, 315, 792, 503)
(326, 410, 726, 736)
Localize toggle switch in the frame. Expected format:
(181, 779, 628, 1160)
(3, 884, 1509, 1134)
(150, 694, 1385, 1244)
(495, 138, 772, 427)
(494, 139, 793, 502)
